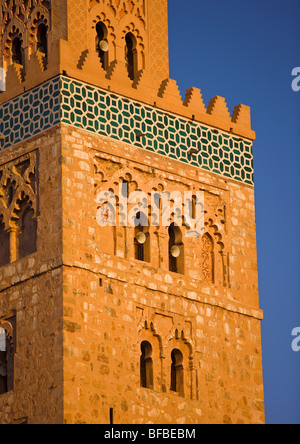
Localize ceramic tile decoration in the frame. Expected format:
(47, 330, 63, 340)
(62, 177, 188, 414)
(0, 76, 254, 185)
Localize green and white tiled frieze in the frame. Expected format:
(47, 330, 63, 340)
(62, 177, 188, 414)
(0, 76, 254, 185)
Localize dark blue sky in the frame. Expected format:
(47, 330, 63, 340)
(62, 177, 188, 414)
(168, 0, 300, 424)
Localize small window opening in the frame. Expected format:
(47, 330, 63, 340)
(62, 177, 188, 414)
(12, 37, 23, 65)
(17, 200, 37, 260)
(171, 349, 184, 397)
(0, 318, 15, 395)
(37, 23, 48, 60)
(96, 22, 109, 71)
(125, 32, 137, 80)
(168, 224, 184, 274)
(140, 341, 154, 389)
(134, 212, 150, 263)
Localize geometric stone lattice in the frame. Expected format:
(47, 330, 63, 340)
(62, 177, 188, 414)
(60, 77, 254, 185)
(0, 77, 61, 149)
(0, 76, 254, 185)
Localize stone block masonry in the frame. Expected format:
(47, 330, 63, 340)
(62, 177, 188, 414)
(60, 124, 264, 424)
(0, 123, 264, 423)
(0, 0, 264, 424)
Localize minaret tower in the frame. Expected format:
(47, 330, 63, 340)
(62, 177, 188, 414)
(0, 0, 264, 424)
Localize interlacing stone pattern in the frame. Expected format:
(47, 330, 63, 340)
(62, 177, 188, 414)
(0, 76, 254, 185)
(0, 76, 61, 147)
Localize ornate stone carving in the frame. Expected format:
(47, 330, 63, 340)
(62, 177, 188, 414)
(89, 0, 146, 23)
(201, 233, 214, 283)
(0, 152, 37, 230)
(0, 0, 51, 65)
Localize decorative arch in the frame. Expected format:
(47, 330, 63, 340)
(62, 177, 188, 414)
(28, 7, 51, 63)
(14, 195, 37, 260)
(138, 320, 163, 392)
(134, 211, 150, 262)
(171, 348, 184, 395)
(0, 153, 37, 265)
(3, 21, 26, 67)
(201, 232, 214, 283)
(89, 0, 146, 25)
(0, 316, 15, 395)
(121, 19, 145, 74)
(1, 1, 51, 74)
(168, 223, 185, 275)
(95, 21, 109, 70)
(140, 341, 153, 389)
(124, 31, 137, 80)
(89, 7, 116, 63)
(166, 332, 194, 399)
(201, 217, 225, 285)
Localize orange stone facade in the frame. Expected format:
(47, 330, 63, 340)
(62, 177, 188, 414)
(0, 0, 264, 424)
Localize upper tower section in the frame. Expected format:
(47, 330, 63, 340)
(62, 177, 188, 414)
(0, 0, 169, 102)
(0, 0, 66, 97)
(0, 0, 255, 141)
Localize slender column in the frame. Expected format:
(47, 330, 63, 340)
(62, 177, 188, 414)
(9, 227, 18, 263)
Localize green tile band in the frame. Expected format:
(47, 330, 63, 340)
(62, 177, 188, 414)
(0, 76, 254, 185)
(60, 77, 254, 185)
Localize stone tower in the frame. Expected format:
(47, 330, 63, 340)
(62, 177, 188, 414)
(0, 0, 264, 424)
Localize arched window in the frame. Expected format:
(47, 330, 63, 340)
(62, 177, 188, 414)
(12, 37, 23, 66)
(0, 327, 7, 394)
(17, 199, 37, 260)
(96, 21, 109, 70)
(0, 318, 15, 395)
(202, 233, 214, 283)
(140, 341, 153, 389)
(37, 23, 48, 60)
(168, 224, 184, 274)
(170, 349, 184, 396)
(0, 217, 10, 267)
(125, 32, 137, 80)
(134, 212, 150, 263)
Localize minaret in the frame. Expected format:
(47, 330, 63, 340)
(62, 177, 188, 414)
(0, 0, 264, 424)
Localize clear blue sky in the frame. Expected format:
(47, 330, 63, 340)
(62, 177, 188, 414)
(168, 0, 300, 425)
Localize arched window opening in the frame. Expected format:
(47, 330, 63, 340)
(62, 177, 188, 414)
(0, 217, 10, 268)
(0, 327, 8, 395)
(170, 349, 184, 397)
(17, 200, 37, 260)
(134, 212, 150, 263)
(125, 32, 137, 80)
(12, 37, 23, 66)
(202, 233, 214, 283)
(0, 318, 15, 395)
(96, 21, 109, 71)
(140, 341, 153, 389)
(37, 23, 48, 60)
(168, 224, 184, 274)
(121, 180, 129, 199)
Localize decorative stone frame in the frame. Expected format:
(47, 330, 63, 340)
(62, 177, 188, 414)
(0, 152, 38, 264)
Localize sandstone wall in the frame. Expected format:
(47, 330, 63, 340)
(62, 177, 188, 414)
(61, 124, 264, 424)
(0, 128, 64, 424)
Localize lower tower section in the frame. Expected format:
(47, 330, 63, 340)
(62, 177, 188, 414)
(61, 122, 264, 425)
